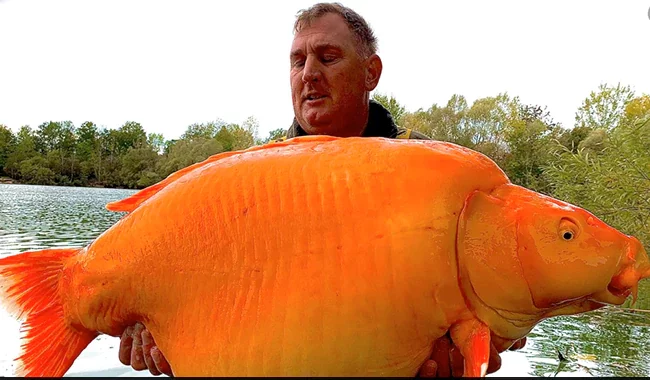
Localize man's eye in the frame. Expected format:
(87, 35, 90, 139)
(322, 55, 337, 62)
(292, 59, 305, 67)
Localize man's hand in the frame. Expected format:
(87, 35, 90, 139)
(118, 323, 526, 378)
(119, 322, 173, 377)
(417, 333, 527, 377)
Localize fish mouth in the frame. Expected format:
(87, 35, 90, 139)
(594, 282, 636, 306)
(595, 238, 650, 306)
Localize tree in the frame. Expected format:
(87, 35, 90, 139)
(116, 121, 147, 154)
(120, 146, 161, 189)
(19, 156, 55, 185)
(76, 121, 100, 184)
(0, 125, 16, 176)
(502, 104, 562, 193)
(182, 120, 227, 141)
(231, 116, 259, 150)
(574, 83, 634, 131)
(156, 138, 225, 178)
(5, 126, 38, 178)
(463, 93, 517, 167)
(261, 128, 287, 143)
(148, 133, 165, 154)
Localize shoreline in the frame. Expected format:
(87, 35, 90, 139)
(0, 178, 132, 190)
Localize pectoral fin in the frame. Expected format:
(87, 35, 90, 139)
(449, 319, 491, 377)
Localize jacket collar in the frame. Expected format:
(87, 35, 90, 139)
(286, 99, 399, 138)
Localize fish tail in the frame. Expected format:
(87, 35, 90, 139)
(0, 248, 98, 377)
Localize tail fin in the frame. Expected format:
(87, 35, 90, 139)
(0, 248, 99, 377)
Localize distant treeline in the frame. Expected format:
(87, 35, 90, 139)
(0, 115, 277, 189)
(0, 82, 648, 248)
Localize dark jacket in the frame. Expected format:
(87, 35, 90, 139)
(275, 99, 429, 141)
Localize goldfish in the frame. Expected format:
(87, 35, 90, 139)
(0, 135, 648, 377)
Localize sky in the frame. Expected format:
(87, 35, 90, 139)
(0, 0, 649, 141)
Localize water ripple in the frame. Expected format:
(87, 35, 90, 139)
(0, 184, 135, 255)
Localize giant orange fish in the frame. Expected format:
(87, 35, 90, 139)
(0, 135, 648, 377)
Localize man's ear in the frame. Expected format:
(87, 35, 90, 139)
(365, 54, 382, 91)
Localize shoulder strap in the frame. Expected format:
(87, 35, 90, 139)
(395, 126, 431, 140)
(396, 128, 412, 139)
(268, 135, 288, 144)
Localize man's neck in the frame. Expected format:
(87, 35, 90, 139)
(287, 99, 399, 139)
(338, 109, 369, 137)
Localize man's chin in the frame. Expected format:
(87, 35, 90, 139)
(300, 114, 335, 134)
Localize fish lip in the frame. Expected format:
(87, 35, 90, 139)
(599, 238, 649, 305)
(590, 283, 632, 306)
(607, 283, 632, 299)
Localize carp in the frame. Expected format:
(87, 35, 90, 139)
(0, 135, 648, 377)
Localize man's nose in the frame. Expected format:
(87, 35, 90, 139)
(301, 56, 322, 83)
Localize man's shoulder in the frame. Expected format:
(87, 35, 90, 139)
(267, 127, 430, 144)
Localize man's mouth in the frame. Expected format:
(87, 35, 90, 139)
(304, 94, 327, 101)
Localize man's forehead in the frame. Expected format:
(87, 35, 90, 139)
(290, 14, 355, 52)
(290, 40, 344, 55)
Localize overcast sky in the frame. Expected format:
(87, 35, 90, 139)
(1, 0, 649, 141)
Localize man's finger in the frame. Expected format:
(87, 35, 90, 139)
(152, 347, 174, 377)
(118, 326, 134, 366)
(130, 323, 147, 371)
(449, 345, 465, 378)
(417, 359, 438, 378)
(429, 336, 453, 378)
(142, 330, 161, 376)
(509, 337, 527, 351)
(487, 343, 502, 374)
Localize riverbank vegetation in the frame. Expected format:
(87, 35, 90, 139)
(0, 82, 648, 248)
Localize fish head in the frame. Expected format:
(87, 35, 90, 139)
(457, 183, 650, 339)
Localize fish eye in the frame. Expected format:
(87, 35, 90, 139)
(558, 217, 579, 241)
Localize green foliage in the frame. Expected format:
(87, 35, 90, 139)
(120, 147, 162, 189)
(148, 133, 165, 154)
(5, 126, 37, 178)
(502, 105, 562, 194)
(182, 120, 226, 141)
(157, 138, 225, 178)
(0, 116, 261, 188)
(0, 124, 16, 176)
(261, 128, 287, 144)
(574, 83, 635, 131)
(19, 156, 55, 185)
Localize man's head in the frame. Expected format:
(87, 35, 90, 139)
(290, 2, 383, 137)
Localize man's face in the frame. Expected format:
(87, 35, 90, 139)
(290, 13, 381, 136)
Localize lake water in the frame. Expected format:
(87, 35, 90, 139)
(1, 183, 649, 377)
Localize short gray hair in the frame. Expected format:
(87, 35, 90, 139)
(293, 2, 378, 57)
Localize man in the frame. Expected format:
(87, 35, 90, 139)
(118, 2, 526, 377)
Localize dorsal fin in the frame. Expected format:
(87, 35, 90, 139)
(105, 135, 340, 213)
